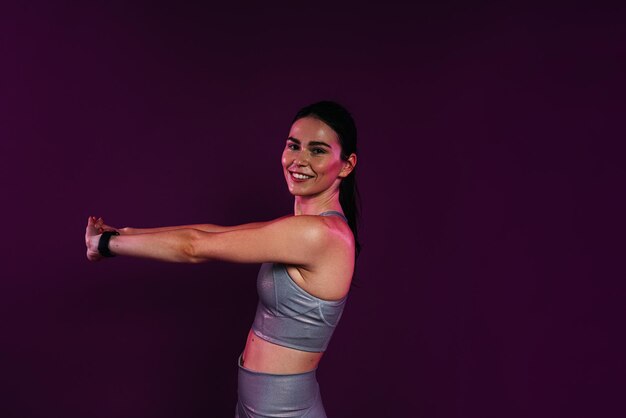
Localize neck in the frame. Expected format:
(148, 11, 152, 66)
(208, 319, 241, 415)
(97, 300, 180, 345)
(293, 188, 343, 216)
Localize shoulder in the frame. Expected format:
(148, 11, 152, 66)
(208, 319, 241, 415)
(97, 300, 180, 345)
(267, 215, 355, 265)
(263, 215, 337, 247)
(272, 214, 352, 239)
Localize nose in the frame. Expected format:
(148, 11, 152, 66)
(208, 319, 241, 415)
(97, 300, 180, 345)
(294, 153, 308, 166)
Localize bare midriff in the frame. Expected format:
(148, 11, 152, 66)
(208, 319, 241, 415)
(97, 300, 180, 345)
(241, 328, 324, 374)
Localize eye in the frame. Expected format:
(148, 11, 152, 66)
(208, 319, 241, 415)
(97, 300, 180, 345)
(287, 143, 299, 151)
(311, 148, 326, 155)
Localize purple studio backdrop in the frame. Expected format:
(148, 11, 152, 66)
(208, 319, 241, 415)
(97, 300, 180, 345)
(1, 2, 624, 417)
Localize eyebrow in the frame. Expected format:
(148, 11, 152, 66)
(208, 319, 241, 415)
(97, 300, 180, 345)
(287, 137, 332, 148)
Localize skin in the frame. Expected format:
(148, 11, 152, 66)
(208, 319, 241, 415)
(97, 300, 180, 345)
(85, 116, 357, 374)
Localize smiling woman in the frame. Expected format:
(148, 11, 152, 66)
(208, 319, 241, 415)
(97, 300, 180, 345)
(283, 116, 357, 207)
(85, 101, 361, 418)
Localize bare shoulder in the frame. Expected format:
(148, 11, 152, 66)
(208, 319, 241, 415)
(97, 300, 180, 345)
(264, 214, 349, 245)
(277, 216, 355, 300)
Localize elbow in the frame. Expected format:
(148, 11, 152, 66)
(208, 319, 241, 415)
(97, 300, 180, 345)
(183, 230, 209, 263)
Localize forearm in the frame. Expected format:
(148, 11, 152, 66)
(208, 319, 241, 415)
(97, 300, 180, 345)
(106, 229, 201, 263)
(120, 225, 219, 234)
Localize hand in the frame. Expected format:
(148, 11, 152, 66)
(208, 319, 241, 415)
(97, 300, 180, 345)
(94, 217, 120, 234)
(85, 216, 103, 262)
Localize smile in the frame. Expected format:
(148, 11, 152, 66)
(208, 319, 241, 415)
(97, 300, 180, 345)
(289, 171, 314, 180)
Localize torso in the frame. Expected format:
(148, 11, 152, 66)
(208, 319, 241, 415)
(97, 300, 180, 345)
(241, 215, 354, 374)
(242, 329, 324, 373)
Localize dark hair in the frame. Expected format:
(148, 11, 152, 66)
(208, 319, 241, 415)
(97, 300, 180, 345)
(293, 101, 361, 260)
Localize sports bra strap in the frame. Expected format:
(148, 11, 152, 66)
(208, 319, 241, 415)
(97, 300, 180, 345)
(318, 210, 348, 223)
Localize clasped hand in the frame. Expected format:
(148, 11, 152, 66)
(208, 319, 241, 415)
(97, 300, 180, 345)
(85, 216, 119, 261)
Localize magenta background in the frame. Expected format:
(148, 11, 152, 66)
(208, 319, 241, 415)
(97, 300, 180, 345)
(1, 2, 624, 417)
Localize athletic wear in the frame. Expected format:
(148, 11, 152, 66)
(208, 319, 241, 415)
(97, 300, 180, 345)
(236, 211, 349, 417)
(235, 354, 327, 418)
(250, 211, 349, 352)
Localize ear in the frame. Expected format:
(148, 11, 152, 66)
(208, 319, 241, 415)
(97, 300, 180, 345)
(338, 153, 357, 178)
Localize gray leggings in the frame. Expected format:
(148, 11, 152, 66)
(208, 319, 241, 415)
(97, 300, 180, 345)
(235, 354, 327, 418)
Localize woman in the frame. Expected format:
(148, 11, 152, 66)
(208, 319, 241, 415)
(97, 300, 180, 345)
(85, 101, 360, 417)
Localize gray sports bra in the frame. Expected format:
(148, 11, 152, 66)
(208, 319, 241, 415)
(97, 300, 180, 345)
(251, 211, 349, 352)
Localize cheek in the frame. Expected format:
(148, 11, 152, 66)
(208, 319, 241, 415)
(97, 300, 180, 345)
(320, 159, 343, 173)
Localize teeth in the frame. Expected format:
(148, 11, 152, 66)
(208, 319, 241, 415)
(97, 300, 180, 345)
(292, 173, 312, 180)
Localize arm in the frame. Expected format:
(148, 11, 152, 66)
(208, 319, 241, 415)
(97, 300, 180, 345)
(106, 219, 285, 235)
(86, 215, 333, 267)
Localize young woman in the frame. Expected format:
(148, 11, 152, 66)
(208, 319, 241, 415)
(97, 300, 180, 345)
(85, 101, 360, 417)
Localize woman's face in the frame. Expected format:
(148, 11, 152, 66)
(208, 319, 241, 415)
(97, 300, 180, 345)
(282, 116, 354, 197)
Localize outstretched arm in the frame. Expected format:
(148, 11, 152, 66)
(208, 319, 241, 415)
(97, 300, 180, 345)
(97, 218, 284, 235)
(85, 215, 334, 267)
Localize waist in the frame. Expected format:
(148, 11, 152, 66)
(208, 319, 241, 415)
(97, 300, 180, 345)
(242, 329, 324, 374)
(236, 353, 322, 416)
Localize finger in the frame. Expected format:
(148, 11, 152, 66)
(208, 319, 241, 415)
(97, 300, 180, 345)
(86, 218, 99, 235)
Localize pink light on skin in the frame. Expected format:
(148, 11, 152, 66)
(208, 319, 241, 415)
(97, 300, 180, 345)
(281, 117, 356, 216)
